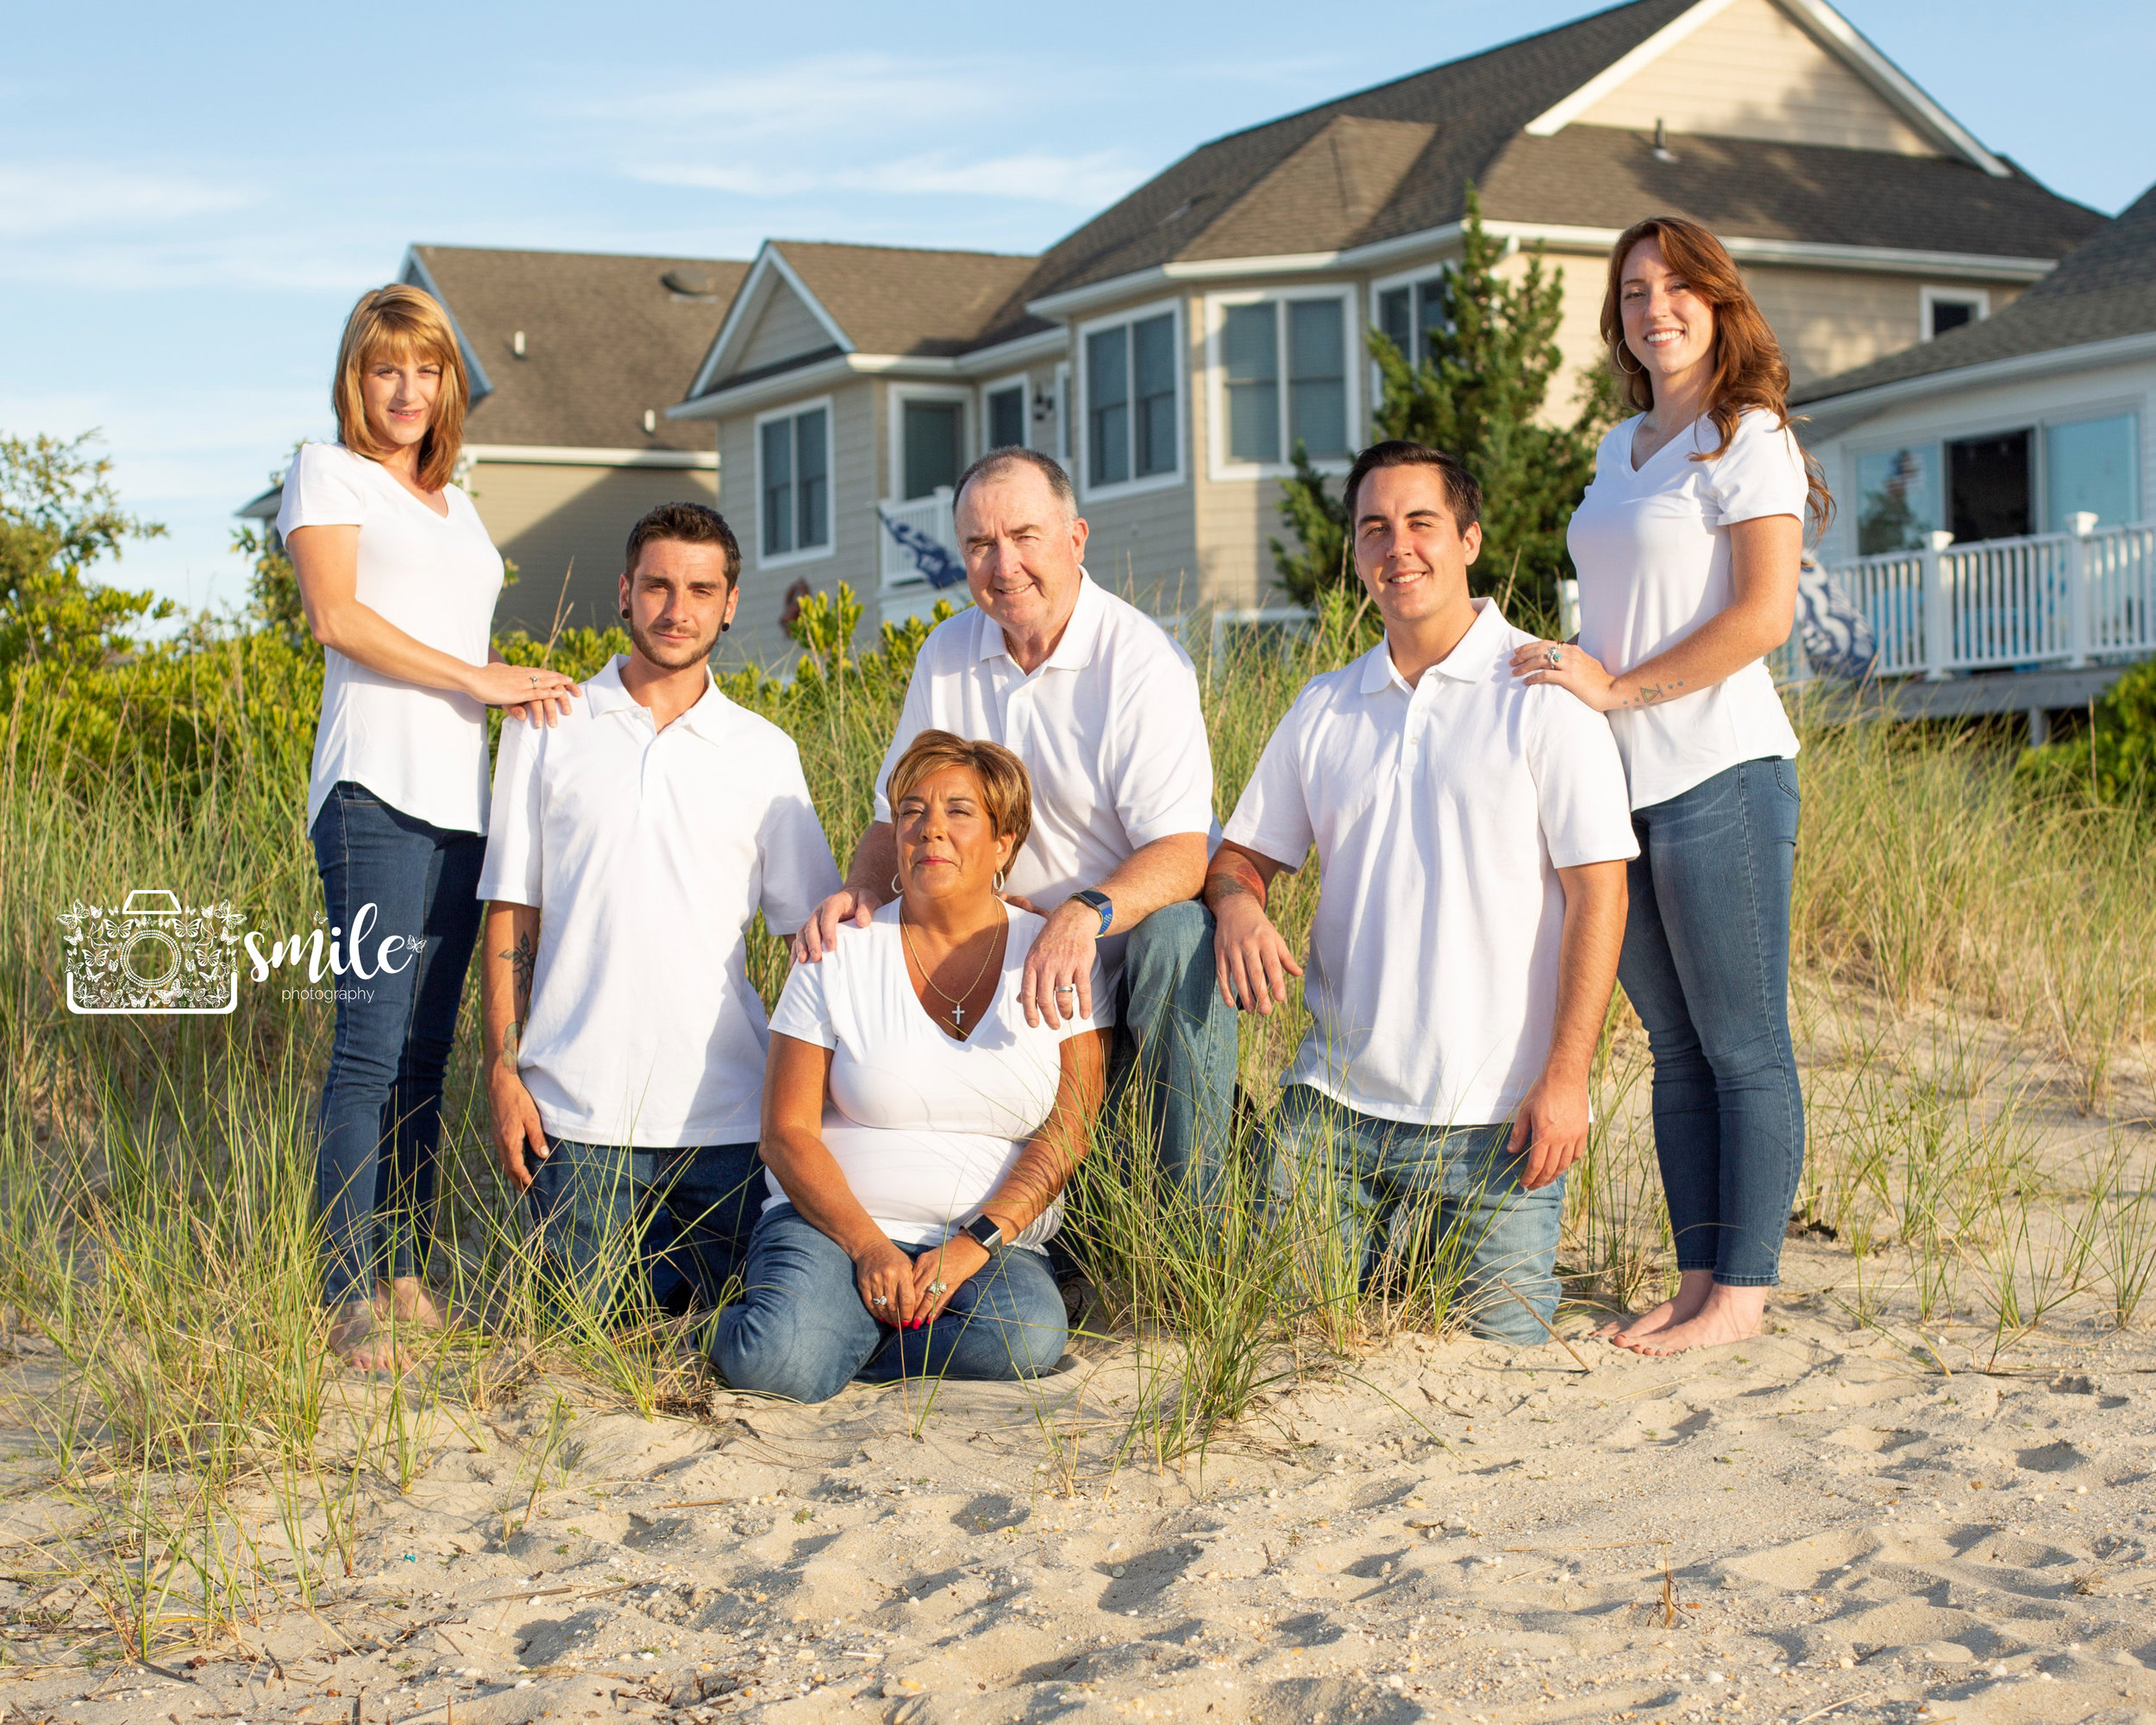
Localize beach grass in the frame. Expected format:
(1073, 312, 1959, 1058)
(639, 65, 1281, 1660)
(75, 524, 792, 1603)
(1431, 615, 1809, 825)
(0, 601, 2150, 1654)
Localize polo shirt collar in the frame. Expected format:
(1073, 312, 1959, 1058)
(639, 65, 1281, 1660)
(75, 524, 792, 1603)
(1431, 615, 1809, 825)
(976, 569, 1106, 673)
(583, 654, 730, 740)
(1357, 596, 1512, 696)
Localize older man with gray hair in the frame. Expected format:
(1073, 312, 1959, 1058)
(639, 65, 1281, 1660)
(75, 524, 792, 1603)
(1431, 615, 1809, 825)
(793, 448, 1233, 1277)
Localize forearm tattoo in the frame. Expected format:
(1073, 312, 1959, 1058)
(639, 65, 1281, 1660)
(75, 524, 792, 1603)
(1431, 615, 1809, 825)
(1203, 858, 1269, 912)
(498, 930, 536, 1070)
(1621, 678, 1686, 708)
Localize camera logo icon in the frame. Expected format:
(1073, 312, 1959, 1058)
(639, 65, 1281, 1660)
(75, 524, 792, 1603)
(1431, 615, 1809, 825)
(60, 890, 245, 1015)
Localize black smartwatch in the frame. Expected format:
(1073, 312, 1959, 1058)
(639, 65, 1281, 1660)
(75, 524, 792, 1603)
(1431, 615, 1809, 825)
(962, 1213, 1006, 1251)
(1072, 888, 1113, 938)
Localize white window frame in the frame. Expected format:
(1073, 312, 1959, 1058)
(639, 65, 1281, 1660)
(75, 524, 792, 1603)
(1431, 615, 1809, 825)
(1053, 361, 1072, 464)
(1919, 285, 1990, 342)
(752, 394, 837, 572)
(886, 383, 972, 503)
(1367, 262, 1453, 369)
(1075, 296, 1187, 504)
(1205, 285, 1361, 483)
(979, 372, 1032, 455)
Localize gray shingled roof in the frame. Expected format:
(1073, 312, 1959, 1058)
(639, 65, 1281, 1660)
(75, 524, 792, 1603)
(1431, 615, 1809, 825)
(767, 241, 1049, 358)
(1005, 0, 2096, 317)
(410, 245, 748, 450)
(1793, 181, 2156, 404)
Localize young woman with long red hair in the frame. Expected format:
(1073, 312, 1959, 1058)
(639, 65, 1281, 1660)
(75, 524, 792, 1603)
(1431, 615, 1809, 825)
(282, 285, 579, 1367)
(1512, 216, 1831, 1356)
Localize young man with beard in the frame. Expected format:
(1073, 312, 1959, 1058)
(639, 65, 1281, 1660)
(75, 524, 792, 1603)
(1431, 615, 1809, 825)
(479, 503, 839, 1319)
(1207, 443, 1635, 1343)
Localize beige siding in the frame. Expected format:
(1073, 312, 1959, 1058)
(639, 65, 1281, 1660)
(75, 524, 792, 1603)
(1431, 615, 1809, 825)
(718, 380, 879, 668)
(1069, 292, 1200, 614)
(736, 284, 834, 373)
(1575, 0, 1938, 154)
(468, 460, 717, 640)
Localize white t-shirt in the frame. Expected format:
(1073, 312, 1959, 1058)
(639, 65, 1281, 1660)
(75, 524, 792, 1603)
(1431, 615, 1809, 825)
(478, 656, 839, 1148)
(765, 901, 1102, 1250)
(870, 572, 1217, 1014)
(1223, 599, 1639, 1128)
(277, 442, 505, 835)
(1567, 408, 1807, 810)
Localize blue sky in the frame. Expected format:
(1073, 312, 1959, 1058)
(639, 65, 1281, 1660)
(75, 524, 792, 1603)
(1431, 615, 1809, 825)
(5, 0, 2152, 618)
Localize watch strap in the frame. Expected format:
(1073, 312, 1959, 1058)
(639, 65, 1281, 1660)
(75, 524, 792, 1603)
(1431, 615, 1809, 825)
(1072, 888, 1113, 937)
(962, 1213, 1005, 1251)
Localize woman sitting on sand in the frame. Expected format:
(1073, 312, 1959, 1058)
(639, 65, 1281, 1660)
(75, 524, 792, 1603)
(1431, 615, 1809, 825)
(1512, 216, 1831, 1356)
(714, 731, 1105, 1403)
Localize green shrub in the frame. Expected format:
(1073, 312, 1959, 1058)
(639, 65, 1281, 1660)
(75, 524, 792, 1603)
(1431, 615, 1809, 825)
(2017, 659, 2156, 804)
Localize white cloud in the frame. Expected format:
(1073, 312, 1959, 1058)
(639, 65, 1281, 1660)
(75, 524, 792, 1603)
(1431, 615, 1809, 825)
(0, 163, 253, 239)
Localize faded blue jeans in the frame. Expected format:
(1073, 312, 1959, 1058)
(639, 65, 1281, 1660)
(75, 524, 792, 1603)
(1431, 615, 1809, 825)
(310, 780, 485, 1313)
(712, 1202, 1068, 1403)
(525, 1138, 763, 1319)
(1108, 900, 1241, 1205)
(1619, 756, 1805, 1288)
(1268, 1086, 1565, 1345)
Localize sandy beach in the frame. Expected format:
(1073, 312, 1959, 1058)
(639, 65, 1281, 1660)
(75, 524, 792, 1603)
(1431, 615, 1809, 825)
(2, 1228, 2150, 1725)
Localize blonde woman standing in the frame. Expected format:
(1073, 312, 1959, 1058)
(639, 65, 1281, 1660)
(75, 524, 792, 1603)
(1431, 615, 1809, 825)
(280, 285, 577, 1367)
(1513, 217, 1831, 1358)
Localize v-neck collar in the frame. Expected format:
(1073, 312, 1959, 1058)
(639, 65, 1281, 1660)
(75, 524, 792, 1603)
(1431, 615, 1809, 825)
(1626, 411, 1706, 475)
(349, 447, 454, 522)
(895, 900, 1012, 1044)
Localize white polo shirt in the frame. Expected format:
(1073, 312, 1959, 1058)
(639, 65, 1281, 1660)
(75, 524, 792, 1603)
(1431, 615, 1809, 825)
(479, 656, 841, 1149)
(1223, 599, 1639, 1128)
(872, 571, 1217, 1013)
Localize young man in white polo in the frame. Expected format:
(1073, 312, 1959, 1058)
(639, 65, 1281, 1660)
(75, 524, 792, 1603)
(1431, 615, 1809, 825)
(479, 503, 839, 1319)
(1206, 442, 1635, 1343)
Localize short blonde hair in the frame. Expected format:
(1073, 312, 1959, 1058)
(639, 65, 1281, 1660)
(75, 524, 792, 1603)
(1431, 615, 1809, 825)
(332, 285, 469, 492)
(887, 730, 1032, 863)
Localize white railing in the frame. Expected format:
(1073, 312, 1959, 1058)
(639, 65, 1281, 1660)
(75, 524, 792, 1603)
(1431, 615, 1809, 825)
(875, 486, 961, 627)
(1817, 518, 2156, 681)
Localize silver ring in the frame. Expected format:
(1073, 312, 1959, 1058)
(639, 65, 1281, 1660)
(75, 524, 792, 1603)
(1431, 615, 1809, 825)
(1545, 646, 1563, 668)
(1055, 983, 1077, 995)
(872, 1295, 889, 1308)
(929, 1281, 949, 1295)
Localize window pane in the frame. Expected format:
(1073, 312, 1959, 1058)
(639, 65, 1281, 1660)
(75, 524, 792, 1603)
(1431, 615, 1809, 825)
(1947, 429, 2032, 543)
(1087, 326, 1129, 486)
(2046, 412, 2137, 532)
(1133, 313, 1177, 478)
(761, 417, 793, 556)
(796, 407, 828, 547)
(1414, 277, 1449, 367)
(1221, 302, 1279, 465)
(1377, 287, 1410, 358)
(902, 400, 963, 500)
(1930, 298, 1978, 339)
(988, 385, 1025, 451)
(1855, 446, 1940, 555)
(1288, 298, 1347, 460)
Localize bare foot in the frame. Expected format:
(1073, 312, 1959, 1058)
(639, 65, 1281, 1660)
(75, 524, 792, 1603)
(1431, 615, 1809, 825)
(1605, 1270, 1714, 1347)
(328, 1303, 405, 1371)
(1624, 1284, 1767, 1357)
(381, 1276, 462, 1331)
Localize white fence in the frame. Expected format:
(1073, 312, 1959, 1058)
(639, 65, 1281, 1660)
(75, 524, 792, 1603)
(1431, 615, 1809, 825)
(875, 488, 961, 626)
(1816, 519, 2156, 681)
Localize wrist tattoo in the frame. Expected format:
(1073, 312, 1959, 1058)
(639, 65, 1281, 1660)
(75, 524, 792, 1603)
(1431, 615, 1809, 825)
(1206, 875, 1260, 906)
(498, 1020, 522, 1075)
(1627, 679, 1685, 708)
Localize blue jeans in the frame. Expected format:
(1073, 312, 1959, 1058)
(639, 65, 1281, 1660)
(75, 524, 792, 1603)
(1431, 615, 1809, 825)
(1107, 900, 1240, 1200)
(310, 780, 485, 1312)
(711, 1203, 1068, 1403)
(1619, 756, 1804, 1288)
(1268, 1086, 1564, 1345)
(526, 1139, 762, 1319)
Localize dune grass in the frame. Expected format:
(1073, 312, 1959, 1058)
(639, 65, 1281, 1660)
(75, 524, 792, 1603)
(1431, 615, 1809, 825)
(0, 602, 2151, 1656)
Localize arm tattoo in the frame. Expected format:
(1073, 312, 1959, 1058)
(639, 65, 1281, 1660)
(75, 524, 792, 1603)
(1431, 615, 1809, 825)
(503, 931, 536, 1014)
(1625, 679, 1686, 708)
(1206, 875, 1260, 905)
(498, 1019, 521, 1076)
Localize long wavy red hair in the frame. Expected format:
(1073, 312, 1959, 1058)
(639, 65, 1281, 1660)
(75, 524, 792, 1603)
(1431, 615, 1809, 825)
(1601, 216, 1833, 533)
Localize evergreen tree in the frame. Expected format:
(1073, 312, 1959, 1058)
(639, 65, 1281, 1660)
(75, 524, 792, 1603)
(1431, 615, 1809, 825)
(1270, 185, 1623, 626)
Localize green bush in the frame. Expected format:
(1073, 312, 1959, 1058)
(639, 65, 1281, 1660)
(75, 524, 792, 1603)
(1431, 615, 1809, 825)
(2017, 659, 2156, 804)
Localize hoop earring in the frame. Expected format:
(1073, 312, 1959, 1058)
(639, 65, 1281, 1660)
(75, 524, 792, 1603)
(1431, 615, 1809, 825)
(1614, 344, 1645, 377)
(890, 874, 903, 896)
(993, 869, 1006, 894)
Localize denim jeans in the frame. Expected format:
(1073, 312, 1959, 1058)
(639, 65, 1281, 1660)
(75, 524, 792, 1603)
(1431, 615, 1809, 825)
(711, 1202, 1068, 1403)
(526, 1138, 762, 1319)
(1107, 900, 1241, 1205)
(310, 780, 485, 1312)
(1619, 756, 1804, 1288)
(1267, 1085, 1564, 1345)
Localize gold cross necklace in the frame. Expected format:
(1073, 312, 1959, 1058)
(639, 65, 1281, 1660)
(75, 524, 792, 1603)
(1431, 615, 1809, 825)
(900, 913, 1002, 1032)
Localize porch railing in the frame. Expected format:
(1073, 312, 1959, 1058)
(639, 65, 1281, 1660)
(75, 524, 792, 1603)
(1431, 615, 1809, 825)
(1814, 518, 2156, 681)
(875, 488, 959, 626)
